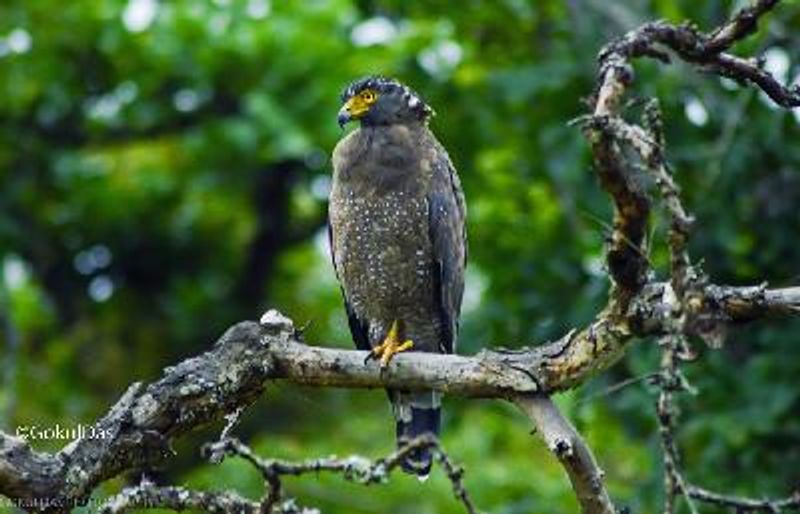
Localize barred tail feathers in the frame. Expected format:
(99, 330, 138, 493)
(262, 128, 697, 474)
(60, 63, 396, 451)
(393, 390, 441, 479)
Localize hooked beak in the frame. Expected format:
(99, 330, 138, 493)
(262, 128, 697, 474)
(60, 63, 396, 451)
(337, 95, 371, 128)
(337, 106, 352, 129)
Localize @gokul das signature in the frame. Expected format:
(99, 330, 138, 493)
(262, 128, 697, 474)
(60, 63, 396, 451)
(16, 423, 114, 441)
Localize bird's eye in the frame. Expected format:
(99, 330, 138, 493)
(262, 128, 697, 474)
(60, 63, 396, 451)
(360, 90, 376, 103)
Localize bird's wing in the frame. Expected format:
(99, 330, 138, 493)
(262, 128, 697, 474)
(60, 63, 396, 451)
(427, 145, 468, 355)
(327, 222, 371, 352)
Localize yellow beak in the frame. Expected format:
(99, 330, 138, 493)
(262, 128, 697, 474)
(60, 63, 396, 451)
(338, 96, 371, 127)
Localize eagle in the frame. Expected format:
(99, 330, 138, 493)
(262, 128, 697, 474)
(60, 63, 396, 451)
(328, 76, 467, 478)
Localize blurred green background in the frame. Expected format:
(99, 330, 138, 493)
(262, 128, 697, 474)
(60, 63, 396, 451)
(1, 0, 799, 512)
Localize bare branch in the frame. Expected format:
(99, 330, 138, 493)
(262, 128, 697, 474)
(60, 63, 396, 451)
(1, 278, 798, 511)
(202, 436, 479, 514)
(514, 395, 614, 514)
(640, 100, 695, 298)
(686, 485, 800, 512)
(580, 5, 800, 511)
(706, 284, 800, 321)
(581, 113, 651, 302)
(582, 0, 798, 312)
(98, 436, 479, 514)
(99, 483, 263, 514)
(705, 0, 780, 53)
(655, 336, 698, 514)
(596, 1, 800, 108)
(653, 333, 800, 514)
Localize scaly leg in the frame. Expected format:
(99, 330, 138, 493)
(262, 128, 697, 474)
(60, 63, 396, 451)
(368, 320, 414, 368)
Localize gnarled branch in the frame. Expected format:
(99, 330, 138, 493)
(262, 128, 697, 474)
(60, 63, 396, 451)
(1, 279, 798, 512)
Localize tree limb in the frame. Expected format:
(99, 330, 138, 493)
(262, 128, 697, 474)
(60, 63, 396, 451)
(686, 485, 800, 512)
(97, 435, 477, 514)
(1, 279, 797, 512)
(514, 395, 614, 514)
(595, 1, 800, 109)
(99, 483, 263, 514)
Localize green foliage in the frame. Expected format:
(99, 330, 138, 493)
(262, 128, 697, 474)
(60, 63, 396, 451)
(1, 0, 800, 512)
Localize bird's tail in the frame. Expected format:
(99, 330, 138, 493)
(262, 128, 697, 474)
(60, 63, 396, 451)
(393, 390, 441, 479)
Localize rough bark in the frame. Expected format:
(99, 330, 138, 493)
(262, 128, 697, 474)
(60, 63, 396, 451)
(1, 279, 798, 512)
(515, 395, 614, 514)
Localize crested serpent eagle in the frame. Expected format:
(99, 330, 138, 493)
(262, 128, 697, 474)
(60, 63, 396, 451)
(328, 76, 467, 477)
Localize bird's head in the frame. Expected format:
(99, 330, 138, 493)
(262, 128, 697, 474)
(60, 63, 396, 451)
(337, 76, 434, 128)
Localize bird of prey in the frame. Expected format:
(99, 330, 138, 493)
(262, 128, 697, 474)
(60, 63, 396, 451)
(328, 76, 467, 478)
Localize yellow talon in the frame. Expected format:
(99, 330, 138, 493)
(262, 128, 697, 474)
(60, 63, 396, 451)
(370, 320, 414, 368)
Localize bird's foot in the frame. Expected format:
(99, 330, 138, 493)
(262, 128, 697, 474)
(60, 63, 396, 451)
(367, 320, 414, 368)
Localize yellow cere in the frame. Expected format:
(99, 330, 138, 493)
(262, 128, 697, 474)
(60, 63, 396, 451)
(344, 88, 379, 118)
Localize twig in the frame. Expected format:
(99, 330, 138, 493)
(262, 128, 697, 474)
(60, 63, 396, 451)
(219, 407, 244, 442)
(433, 446, 479, 514)
(653, 332, 800, 514)
(705, 0, 780, 53)
(655, 336, 698, 514)
(640, 100, 696, 299)
(99, 482, 260, 514)
(686, 484, 800, 512)
(582, 0, 797, 314)
(576, 372, 660, 405)
(596, 1, 800, 108)
(203, 435, 479, 514)
(100, 436, 479, 514)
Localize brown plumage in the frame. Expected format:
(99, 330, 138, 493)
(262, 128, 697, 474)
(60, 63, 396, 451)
(328, 76, 467, 477)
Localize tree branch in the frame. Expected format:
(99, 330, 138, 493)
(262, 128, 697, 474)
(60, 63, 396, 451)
(514, 395, 614, 514)
(581, 114, 651, 302)
(1, 281, 797, 511)
(595, 1, 800, 109)
(582, 0, 800, 313)
(99, 483, 263, 514)
(96, 435, 477, 514)
(686, 485, 800, 512)
(584, 5, 800, 511)
(199, 435, 478, 514)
